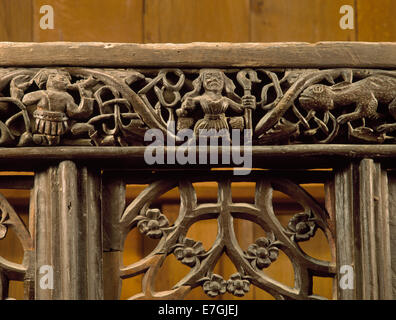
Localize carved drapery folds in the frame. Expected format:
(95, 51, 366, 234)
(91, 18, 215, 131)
(118, 177, 335, 300)
(0, 67, 395, 147)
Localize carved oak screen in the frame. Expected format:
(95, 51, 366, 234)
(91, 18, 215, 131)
(0, 42, 395, 300)
(1, 67, 395, 147)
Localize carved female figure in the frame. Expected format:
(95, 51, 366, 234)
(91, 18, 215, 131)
(176, 69, 254, 137)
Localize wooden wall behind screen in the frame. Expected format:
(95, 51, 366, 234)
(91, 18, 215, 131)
(0, 0, 394, 300)
(1, 0, 396, 43)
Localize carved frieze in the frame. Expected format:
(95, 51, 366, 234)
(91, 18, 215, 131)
(0, 67, 395, 147)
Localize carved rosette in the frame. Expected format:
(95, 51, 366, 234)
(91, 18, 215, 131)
(172, 237, 206, 268)
(226, 273, 250, 297)
(244, 236, 280, 269)
(286, 211, 317, 242)
(0, 67, 395, 147)
(133, 208, 170, 239)
(201, 274, 227, 297)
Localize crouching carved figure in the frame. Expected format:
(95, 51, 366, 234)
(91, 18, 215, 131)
(22, 70, 94, 145)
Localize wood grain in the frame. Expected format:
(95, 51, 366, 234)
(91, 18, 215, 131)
(0, 145, 395, 171)
(334, 164, 357, 299)
(1, 0, 395, 301)
(250, 0, 356, 42)
(32, 0, 143, 42)
(143, 0, 250, 43)
(335, 160, 393, 300)
(33, 162, 103, 300)
(387, 173, 396, 298)
(1, 42, 396, 68)
(356, 0, 396, 41)
(0, 0, 33, 41)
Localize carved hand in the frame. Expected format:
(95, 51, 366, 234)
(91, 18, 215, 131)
(177, 97, 195, 117)
(176, 107, 188, 117)
(242, 95, 256, 110)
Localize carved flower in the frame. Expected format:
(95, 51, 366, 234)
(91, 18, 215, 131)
(287, 211, 317, 242)
(245, 237, 279, 269)
(0, 209, 8, 240)
(226, 273, 250, 297)
(202, 274, 227, 298)
(134, 208, 169, 239)
(173, 237, 206, 267)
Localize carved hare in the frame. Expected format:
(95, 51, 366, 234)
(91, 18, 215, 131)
(299, 75, 396, 124)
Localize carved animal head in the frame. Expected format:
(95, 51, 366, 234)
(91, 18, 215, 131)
(299, 84, 334, 111)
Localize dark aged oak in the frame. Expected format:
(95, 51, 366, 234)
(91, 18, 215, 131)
(1, 66, 396, 147)
(0, 42, 395, 68)
(0, 42, 395, 300)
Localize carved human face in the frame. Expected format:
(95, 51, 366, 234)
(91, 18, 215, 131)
(299, 84, 334, 111)
(47, 73, 70, 91)
(202, 70, 224, 92)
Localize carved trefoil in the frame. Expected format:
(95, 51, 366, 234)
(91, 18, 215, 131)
(114, 176, 335, 300)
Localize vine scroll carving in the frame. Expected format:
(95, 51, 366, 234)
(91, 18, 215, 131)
(0, 67, 395, 147)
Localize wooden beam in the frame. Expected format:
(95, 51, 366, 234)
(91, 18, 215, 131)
(0, 145, 395, 170)
(0, 42, 395, 68)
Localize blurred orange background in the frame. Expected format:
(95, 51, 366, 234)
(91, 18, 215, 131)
(1, 0, 395, 43)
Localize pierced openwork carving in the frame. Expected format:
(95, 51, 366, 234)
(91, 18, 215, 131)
(118, 177, 335, 300)
(0, 67, 395, 147)
(0, 193, 33, 300)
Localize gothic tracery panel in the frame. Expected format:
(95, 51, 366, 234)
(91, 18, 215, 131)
(0, 191, 33, 300)
(117, 174, 335, 300)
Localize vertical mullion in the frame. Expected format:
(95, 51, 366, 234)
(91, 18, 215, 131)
(375, 165, 392, 299)
(59, 161, 79, 299)
(84, 168, 103, 299)
(335, 159, 393, 300)
(358, 159, 378, 299)
(102, 174, 125, 300)
(34, 161, 103, 300)
(385, 171, 396, 299)
(334, 163, 357, 300)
